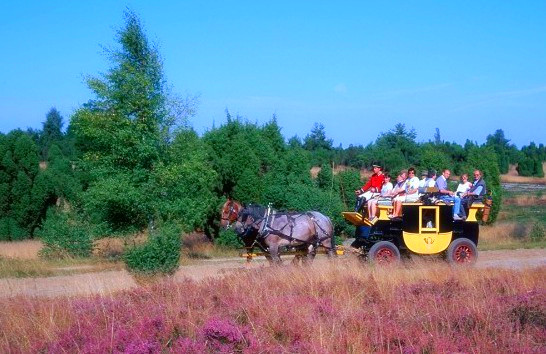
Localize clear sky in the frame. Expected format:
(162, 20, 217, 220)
(1, 1, 545, 147)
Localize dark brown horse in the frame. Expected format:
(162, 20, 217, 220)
(228, 203, 335, 264)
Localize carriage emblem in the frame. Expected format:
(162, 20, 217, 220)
(424, 237, 435, 245)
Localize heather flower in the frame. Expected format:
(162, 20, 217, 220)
(200, 317, 256, 353)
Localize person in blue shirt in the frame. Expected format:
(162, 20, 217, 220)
(435, 169, 465, 220)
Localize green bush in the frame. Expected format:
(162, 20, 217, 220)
(124, 224, 182, 274)
(529, 222, 545, 242)
(215, 229, 243, 249)
(37, 209, 93, 258)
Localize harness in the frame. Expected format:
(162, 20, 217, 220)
(244, 204, 331, 247)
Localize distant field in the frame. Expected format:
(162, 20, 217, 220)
(501, 162, 546, 184)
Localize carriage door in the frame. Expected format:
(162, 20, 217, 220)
(402, 206, 453, 254)
(420, 206, 439, 234)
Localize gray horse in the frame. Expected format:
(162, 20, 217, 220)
(233, 204, 335, 264)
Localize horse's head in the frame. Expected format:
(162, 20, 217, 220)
(220, 199, 243, 229)
(233, 204, 266, 236)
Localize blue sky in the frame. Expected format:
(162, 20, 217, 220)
(1, 1, 545, 147)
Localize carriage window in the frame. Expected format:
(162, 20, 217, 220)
(419, 206, 439, 233)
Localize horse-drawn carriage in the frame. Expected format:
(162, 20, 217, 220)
(343, 195, 489, 265)
(221, 194, 490, 265)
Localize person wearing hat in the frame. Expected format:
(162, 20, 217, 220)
(354, 163, 385, 212)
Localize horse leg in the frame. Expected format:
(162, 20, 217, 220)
(304, 244, 316, 265)
(268, 243, 281, 265)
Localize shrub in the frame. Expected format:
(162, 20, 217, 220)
(37, 209, 93, 258)
(512, 223, 527, 239)
(215, 229, 242, 249)
(529, 222, 545, 242)
(124, 223, 181, 274)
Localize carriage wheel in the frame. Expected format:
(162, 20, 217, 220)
(446, 238, 478, 265)
(368, 241, 401, 265)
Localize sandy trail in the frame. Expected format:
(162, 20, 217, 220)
(1, 248, 544, 298)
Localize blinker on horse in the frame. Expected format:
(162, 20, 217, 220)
(222, 202, 335, 264)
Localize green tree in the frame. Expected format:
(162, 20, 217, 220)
(485, 129, 511, 174)
(419, 143, 451, 172)
(40, 108, 64, 160)
(303, 123, 334, 165)
(71, 11, 193, 233)
(0, 132, 44, 239)
(374, 123, 419, 173)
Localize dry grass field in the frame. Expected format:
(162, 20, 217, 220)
(0, 240, 43, 259)
(501, 162, 546, 184)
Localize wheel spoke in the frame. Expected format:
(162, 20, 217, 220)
(375, 248, 395, 264)
(454, 245, 473, 263)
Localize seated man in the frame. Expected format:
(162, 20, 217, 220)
(460, 169, 487, 218)
(367, 173, 393, 222)
(354, 163, 385, 212)
(391, 167, 420, 219)
(435, 169, 464, 220)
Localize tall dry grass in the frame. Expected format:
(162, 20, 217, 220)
(501, 175, 546, 184)
(503, 194, 546, 206)
(0, 240, 43, 260)
(1, 261, 544, 353)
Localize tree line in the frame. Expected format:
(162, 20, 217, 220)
(0, 12, 543, 250)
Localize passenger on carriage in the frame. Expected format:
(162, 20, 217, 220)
(354, 163, 385, 212)
(381, 171, 408, 219)
(435, 169, 465, 220)
(418, 170, 428, 188)
(426, 170, 437, 187)
(455, 173, 472, 197)
(459, 169, 487, 219)
(367, 173, 393, 223)
(390, 167, 420, 219)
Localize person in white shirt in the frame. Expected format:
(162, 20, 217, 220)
(455, 173, 472, 197)
(425, 170, 437, 188)
(367, 174, 393, 222)
(390, 168, 419, 219)
(404, 167, 421, 202)
(418, 170, 428, 188)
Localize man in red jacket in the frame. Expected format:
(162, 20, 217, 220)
(354, 164, 385, 212)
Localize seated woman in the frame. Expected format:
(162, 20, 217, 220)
(391, 168, 420, 219)
(455, 173, 472, 197)
(367, 174, 393, 222)
(375, 171, 407, 219)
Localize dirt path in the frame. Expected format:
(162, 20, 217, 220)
(1, 248, 544, 298)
